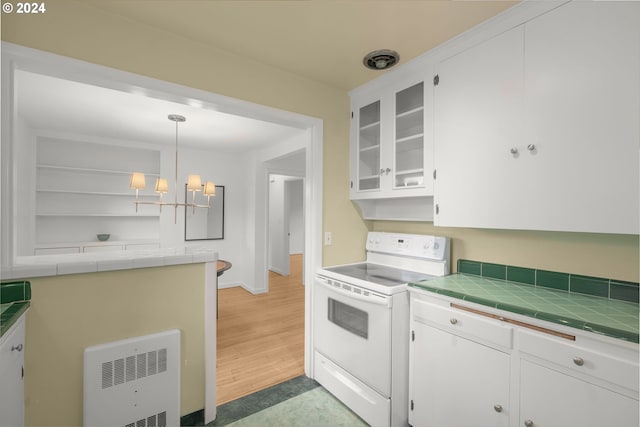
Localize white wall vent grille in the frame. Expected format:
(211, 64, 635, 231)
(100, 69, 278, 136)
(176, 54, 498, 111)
(124, 410, 166, 427)
(84, 330, 180, 427)
(101, 348, 168, 389)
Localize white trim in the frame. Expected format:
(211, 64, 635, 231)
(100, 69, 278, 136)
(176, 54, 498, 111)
(204, 260, 218, 424)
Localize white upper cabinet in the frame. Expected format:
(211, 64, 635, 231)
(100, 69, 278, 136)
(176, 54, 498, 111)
(350, 74, 433, 200)
(433, 1, 640, 234)
(434, 25, 525, 229)
(393, 81, 428, 191)
(352, 95, 382, 193)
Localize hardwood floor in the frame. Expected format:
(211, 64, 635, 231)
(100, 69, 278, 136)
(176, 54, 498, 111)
(216, 254, 305, 405)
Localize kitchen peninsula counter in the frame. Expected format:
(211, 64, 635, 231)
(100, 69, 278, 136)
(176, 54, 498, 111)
(410, 273, 639, 344)
(1, 247, 218, 280)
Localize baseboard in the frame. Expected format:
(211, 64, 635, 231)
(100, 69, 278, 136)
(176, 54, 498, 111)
(180, 409, 204, 426)
(268, 266, 288, 276)
(217, 281, 244, 290)
(217, 281, 267, 295)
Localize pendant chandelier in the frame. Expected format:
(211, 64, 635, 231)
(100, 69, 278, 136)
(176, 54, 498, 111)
(129, 114, 215, 223)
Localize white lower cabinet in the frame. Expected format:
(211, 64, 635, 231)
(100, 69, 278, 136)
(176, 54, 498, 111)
(0, 314, 26, 427)
(410, 321, 510, 427)
(409, 291, 639, 427)
(409, 297, 512, 427)
(520, 360, 639, 427)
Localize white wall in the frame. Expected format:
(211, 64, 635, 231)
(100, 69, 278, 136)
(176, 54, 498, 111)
(268, 176, 304, 275)
(268, 174, 289, 275)
(162, 145, 251, 289)
(288, 179, 304, 255)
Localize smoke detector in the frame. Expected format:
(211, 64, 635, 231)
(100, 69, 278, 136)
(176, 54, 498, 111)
(363, 49, 400, 70)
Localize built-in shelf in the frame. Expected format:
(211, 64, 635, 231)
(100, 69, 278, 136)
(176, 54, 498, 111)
(37, 163, 159, 176)
(37, 189, 158, 197)
(396, 106, 424, 119)
(36, 213, 160, 217)
(359, 121, 380, 131)
(34, 135, 162, 251)
(359, 144, 380, 153)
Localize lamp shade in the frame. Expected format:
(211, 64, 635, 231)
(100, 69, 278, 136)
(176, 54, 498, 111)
(155, 178, 169, 194)
(187, 175, 203, 191)
(203, 181, 216, 196)
(129, 173, 146, 190)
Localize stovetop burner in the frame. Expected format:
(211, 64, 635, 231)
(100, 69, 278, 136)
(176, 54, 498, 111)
(324, 263, 434, 287)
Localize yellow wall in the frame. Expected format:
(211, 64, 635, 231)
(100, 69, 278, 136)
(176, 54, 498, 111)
(3, 1, 639, 425)
(23, 265, 205, 426)
(372, 222, 639, 282)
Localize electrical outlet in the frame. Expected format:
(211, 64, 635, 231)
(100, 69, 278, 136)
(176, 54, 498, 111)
(324, 232, 332, 246)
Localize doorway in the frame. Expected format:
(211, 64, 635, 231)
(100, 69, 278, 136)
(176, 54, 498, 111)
(269, 175, 305, 278)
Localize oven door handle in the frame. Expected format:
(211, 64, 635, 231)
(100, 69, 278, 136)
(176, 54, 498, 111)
(316, 278, 392, 308)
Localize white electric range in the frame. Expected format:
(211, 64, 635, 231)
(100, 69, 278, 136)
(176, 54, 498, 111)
(313, 232, 450, 427)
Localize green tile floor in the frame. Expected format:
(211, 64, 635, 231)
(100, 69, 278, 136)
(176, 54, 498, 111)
(181, 376, 367, 427)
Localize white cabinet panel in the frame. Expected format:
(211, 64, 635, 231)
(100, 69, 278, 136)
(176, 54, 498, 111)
(519, 329, 639, 393)
(522, 1, 640, 234)
(434, 25, 525, 229)
(434, 1, 639, 234)
(410, 319, 511, 427)
(0, 315, 26, 427)
(520, 359, 639, 427)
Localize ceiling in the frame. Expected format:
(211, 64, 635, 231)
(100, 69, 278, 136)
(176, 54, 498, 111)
(16, 1, 517, 152)
(16, 70, 306, 152)
(84, 0, 517, 91)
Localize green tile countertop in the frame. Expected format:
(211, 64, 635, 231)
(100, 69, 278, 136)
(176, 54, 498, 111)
(0, 280, 31, 338)
(410, 274, 639, 344)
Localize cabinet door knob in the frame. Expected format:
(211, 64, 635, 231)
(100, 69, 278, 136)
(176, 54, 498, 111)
(449, 318, 458, 325)
(380, 168, 385, 175)
(11, 344, 23, 352)
(494, 404, 503, 413)
(527, 144, 536, 151)
(510, 147, 519, 155)
(524, 420, 534, 427)
(573, 357, 584, 366)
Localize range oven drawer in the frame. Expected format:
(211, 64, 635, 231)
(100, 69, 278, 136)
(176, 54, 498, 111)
(315, 351, 390, 427)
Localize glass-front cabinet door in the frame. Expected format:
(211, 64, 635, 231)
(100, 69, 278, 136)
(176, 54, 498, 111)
(356, 100, 381, 192)
(394, 82, 425, 189)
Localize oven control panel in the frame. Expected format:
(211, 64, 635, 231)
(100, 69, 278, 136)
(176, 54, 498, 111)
(366, 232, 448, 261)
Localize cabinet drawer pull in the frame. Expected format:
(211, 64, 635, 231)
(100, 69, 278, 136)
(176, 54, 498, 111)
(573, 357, 584, 366)
(449, 318, 458, 325)
(524, 420, 534, 427)
(493, 404, 503, 413)
(11, 344, 23, 352)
